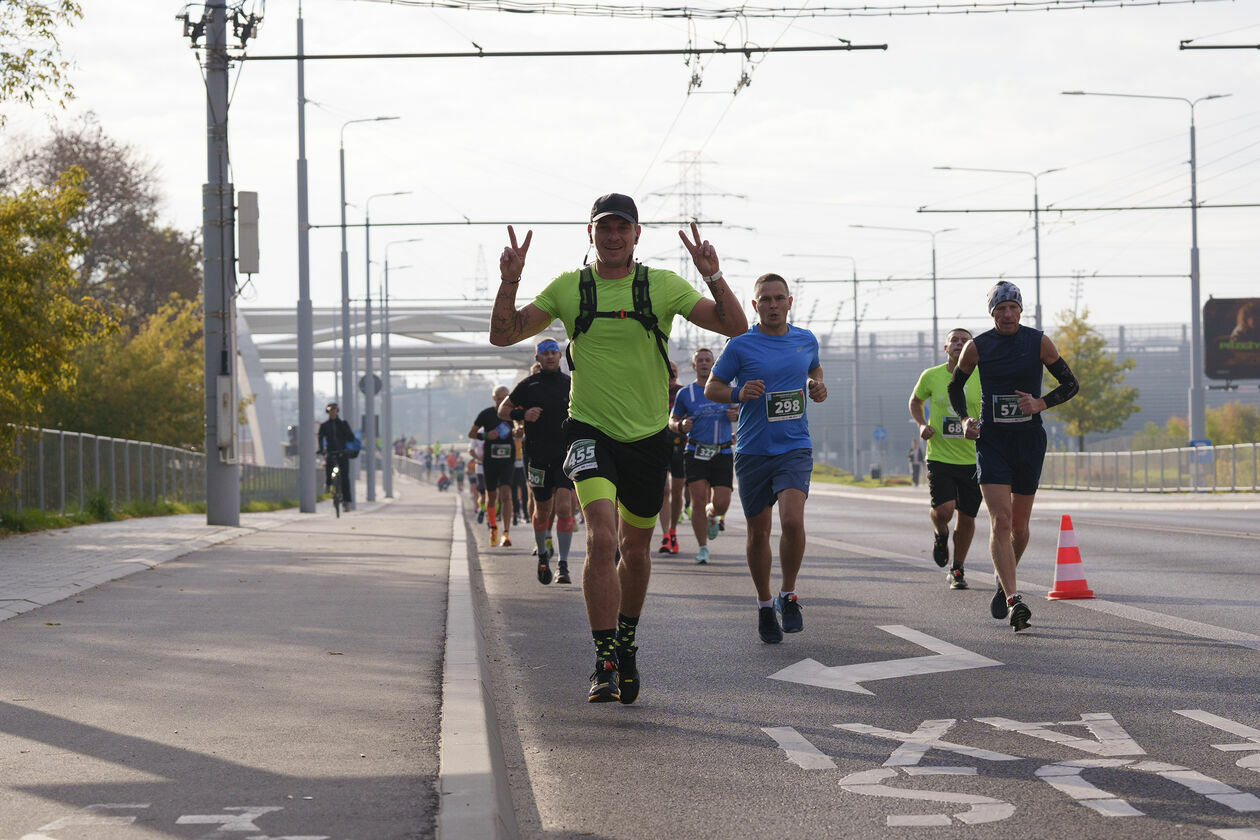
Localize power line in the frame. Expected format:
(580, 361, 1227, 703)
(242, 43, 886, 61)
(308, 219, 718, 229)
(919, 203, 1260, 213)
(353, 0, 1226, 19)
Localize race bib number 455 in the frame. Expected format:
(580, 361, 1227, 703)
(767, 389, 806, 423)
(993, 394, 1031, 423)
(563, 439, 599, 480)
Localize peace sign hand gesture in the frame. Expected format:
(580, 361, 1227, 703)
(500, 225, 532, 283)
(678, 221, 720, 278)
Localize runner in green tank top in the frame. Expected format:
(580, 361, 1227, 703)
(909, 327, 982, 590)
(489, 193, 748, 704)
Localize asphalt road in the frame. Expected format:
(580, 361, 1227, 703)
(472, 485, 1260, 840)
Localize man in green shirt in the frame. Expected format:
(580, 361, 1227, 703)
(909, 327, 982, 590)
(489, 193, 748, 704)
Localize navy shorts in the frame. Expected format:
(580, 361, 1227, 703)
(976, 426, 1047, 495)
(734, 448, 813, 518)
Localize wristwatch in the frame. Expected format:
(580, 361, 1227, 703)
(703, 270, 723, 284)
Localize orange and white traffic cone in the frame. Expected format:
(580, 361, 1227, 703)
(1047, 514, 1095, 600)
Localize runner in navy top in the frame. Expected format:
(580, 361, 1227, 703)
(707, 273, 827, 644)
(948, 281, 1079, 632)
(670, 347, 738, 566)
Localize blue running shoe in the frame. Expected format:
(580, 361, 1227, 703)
(707, 514, 720, 541)
(776, 593, 803, 633)
(695, 546, 710, 565)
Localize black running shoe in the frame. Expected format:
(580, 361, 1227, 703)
(588, 659, 620, 703)
(556, 562, 571, 585)
(949, 567, 968, 590)
(617, 645, 639, 705)
(537, 550, 553, 585)
(990, 584, 1008, 619)
(1009, 596, 1032, 632)
(932, 532, 949, 567)
(758, 606, 784, 644)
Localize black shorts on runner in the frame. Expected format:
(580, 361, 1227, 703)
(668, 438, 686, 479)
(562, 418, 671, 520)
(526, 454, 574, 503)
(976, 425, 1047, 496)
(927, 460, 981, 518)
(483, 458, 514, 492)
(683, 449, 734, 488)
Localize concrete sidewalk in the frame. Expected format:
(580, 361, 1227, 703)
(0, 481, 387, 621)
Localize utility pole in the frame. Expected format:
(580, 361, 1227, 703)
(295, 7, 316, 512)
(183, 0, 242, 525)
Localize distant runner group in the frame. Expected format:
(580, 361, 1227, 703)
(462, 191, 1079, 705)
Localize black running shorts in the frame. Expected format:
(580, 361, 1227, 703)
(483, 458, 514, 492)
(683, 449, 734, 488)
(562, 418, 671, 520)
(927, 460, 982, 518)
(526, 454, 574, 503)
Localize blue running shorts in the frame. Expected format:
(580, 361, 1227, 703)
(734, 448, 813, 518)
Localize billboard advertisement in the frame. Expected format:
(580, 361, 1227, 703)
(1205, 297, 1260, 380)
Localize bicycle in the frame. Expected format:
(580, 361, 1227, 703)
(322, 449, 347, 517)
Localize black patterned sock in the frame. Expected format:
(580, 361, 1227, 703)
(592, 628, 618, 664)
(616, 613, 639, 653)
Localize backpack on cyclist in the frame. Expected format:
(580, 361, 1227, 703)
(565, 262, 672, 376)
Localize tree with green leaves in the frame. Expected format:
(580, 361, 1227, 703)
(0, 0, 82, 123)
(1047, 307, 1139, 451)
(42, 296, 204, 447)
(1136, 402, 1260, 449)
(0, 168, 114, 478)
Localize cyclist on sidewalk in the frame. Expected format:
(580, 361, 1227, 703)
(317, 402, 355, 511)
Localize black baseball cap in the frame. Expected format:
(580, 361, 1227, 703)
(590, 193, 638, 225)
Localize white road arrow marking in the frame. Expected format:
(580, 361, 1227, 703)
(768, 625, 1002, 695)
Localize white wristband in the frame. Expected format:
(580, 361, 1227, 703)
(703, 270, 723, 285)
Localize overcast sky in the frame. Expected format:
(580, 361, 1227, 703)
(6, 0, 1260, 356)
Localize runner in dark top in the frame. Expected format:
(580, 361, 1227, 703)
(948, 281, 1080, 632)
(470, 385, 516, 548)
(500, 338, 577, 585)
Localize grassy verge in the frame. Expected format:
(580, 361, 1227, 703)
(1, 495, 299, 537)
(812, 462, 914, 488)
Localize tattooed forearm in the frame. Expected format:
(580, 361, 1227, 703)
(489, 286, 524, 345)
(711, 283, 726, 322)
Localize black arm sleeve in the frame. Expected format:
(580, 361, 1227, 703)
(1041, 357, 1079, 409)
(947, 366, 973, 417)
(509, 407, 525, 421)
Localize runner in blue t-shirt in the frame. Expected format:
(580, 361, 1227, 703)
(670, 347, 738, 565)
(707, 273, 827, 644)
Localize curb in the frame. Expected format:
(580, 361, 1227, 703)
(437, 494, 518, 840)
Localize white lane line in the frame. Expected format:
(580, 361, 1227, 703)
(810, 534, 1260, 652)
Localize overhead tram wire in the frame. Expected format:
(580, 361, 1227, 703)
(351, 0, 1227, 18)
(241, 43, 886, 61)
(307, 219, 720, 229)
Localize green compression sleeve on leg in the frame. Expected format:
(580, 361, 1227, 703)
(617, 501, 658, 530)
(574, 476, 617, 509)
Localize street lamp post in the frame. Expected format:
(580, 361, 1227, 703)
(934, 165, 1062, 331)
(1061, 90, 1230, 446)
(850, 224, 955, 350)
(339, 116, 398, 496)
(382, 238, 422, 499)
(363, 191, 411, 503)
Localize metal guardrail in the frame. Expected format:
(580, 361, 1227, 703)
(2, 427, 299, 516)
(1042, 442, 1259, 492)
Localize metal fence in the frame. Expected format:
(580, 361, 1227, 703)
(2, 427, 299, 516)
(1042, 442, 1259, 493)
